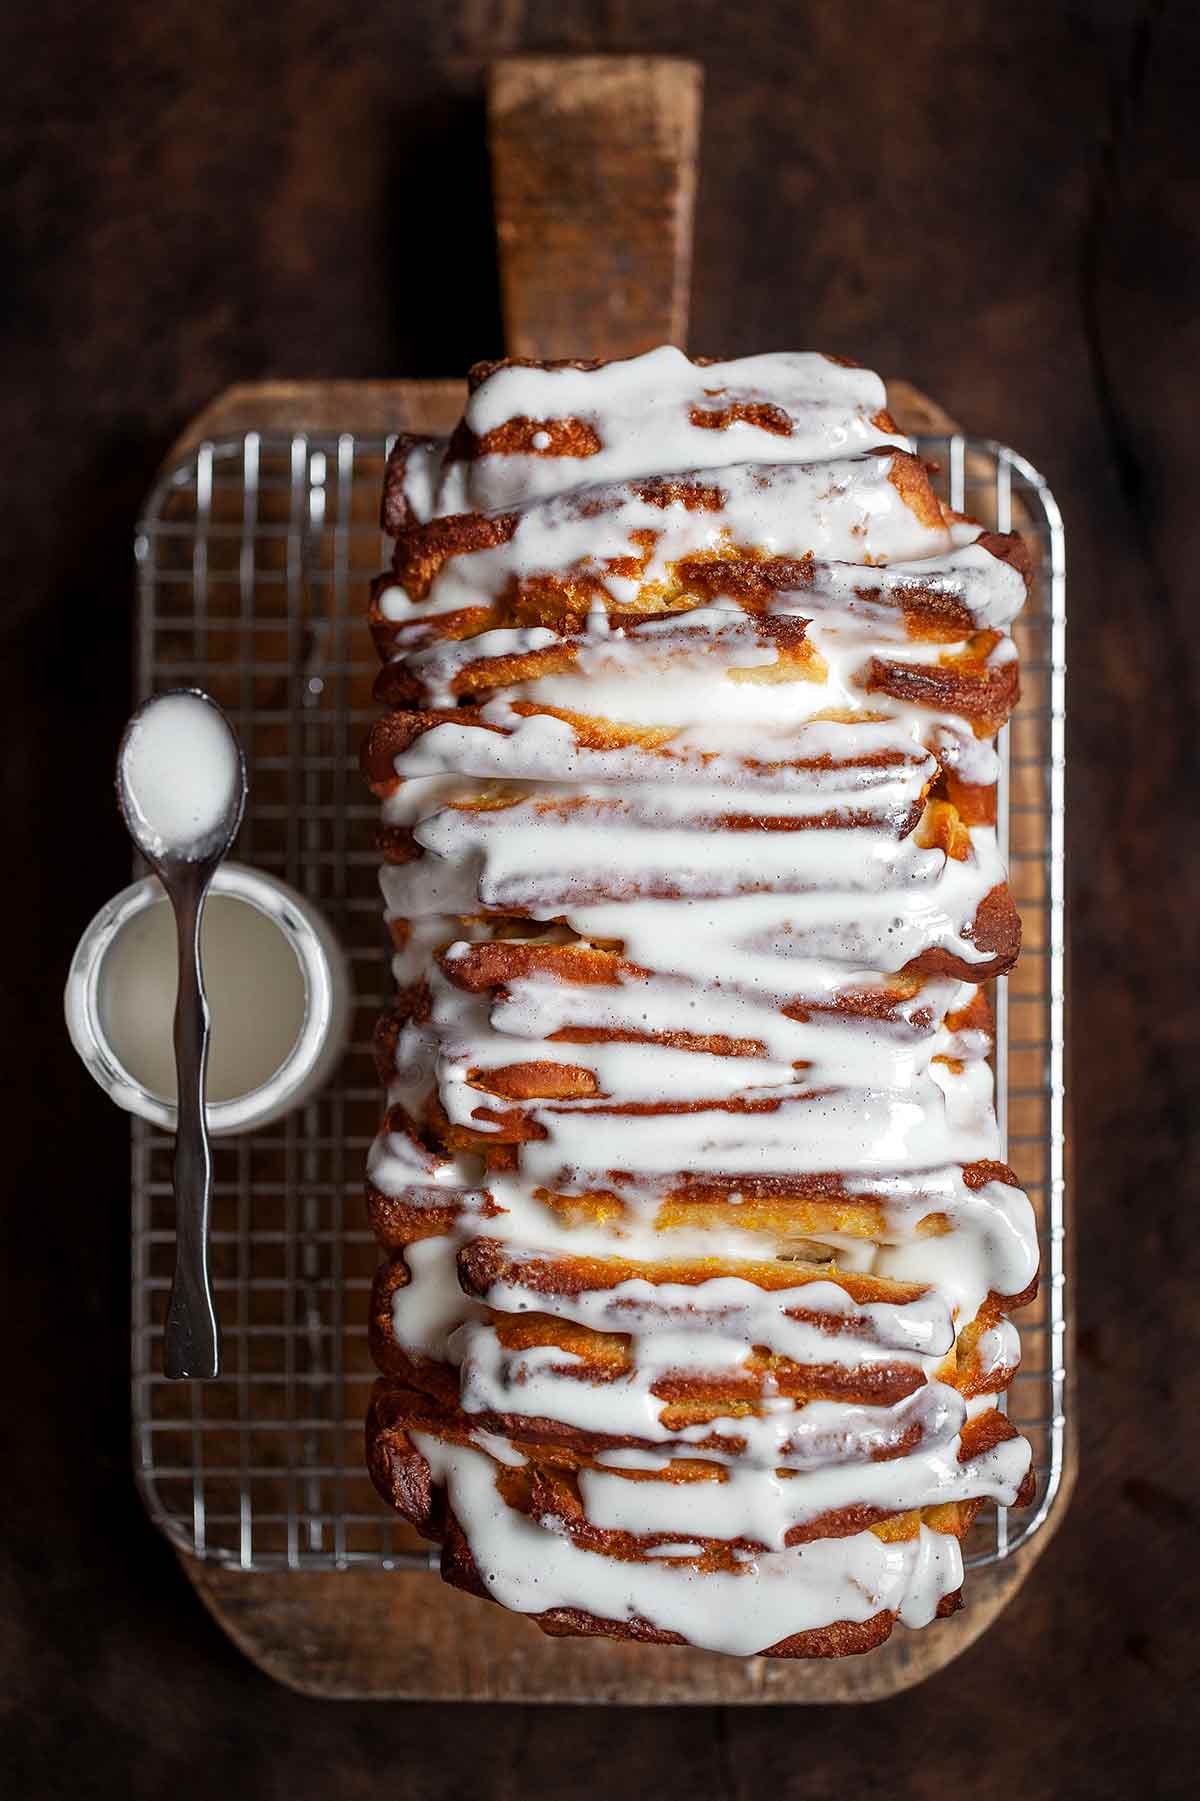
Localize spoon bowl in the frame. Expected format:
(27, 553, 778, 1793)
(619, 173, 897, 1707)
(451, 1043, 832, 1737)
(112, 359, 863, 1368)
(118, 688, 246, 869)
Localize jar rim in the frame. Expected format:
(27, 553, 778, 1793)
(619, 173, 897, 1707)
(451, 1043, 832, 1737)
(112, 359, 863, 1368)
(65, 861, 347, 1135)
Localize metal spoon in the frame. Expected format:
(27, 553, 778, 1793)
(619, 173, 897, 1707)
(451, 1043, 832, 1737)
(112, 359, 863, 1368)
(116, 688, 247, 1379)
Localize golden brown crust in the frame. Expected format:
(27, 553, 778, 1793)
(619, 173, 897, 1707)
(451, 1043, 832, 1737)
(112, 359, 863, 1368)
(365, 1380, 977, 1659)
(385, 448, 939, 601)
(448, 415, 603, 464)
(380, 434, 440, 536)
(364, 353, 1037, 1661)
(456, 1237, 932, 1308)
(391, 508, 519, 600)
(361, 703, 930, 790)
(467, 354, 617, 390)
(365, 1182, 470, 1248)
(904, 882, 1021, 979)
(531, 1602, 904, 1660)
(689, 399, 795, 436)
(860, 646, 1020, 733)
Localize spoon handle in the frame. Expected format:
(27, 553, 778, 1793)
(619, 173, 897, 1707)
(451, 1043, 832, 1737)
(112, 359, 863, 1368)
(164, 882, 220, 1379)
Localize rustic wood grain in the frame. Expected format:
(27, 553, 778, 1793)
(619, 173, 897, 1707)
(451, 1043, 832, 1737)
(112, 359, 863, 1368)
(186, 1505, 1070, 1703)
(166, 380, 466, 453)
(489, 56, 701, 359)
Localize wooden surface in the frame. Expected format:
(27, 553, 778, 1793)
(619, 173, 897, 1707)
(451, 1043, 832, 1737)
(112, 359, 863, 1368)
(489, 57, 701, 359)
(173, 374, 1073, 1703)
(187, 1516, 1068, 1703)
(7, 1, 1198, 1796)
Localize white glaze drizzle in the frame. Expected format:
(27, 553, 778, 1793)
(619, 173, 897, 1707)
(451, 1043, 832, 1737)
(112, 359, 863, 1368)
(121, 692, 240, 860)
(414, 1434, 965, 1654)
(367, 348, 1038, 1657)
(409, 349, 907, 517)
(377, 449, 970, 628)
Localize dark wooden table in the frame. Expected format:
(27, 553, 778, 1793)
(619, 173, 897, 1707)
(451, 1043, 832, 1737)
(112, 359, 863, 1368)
(4, 1, 1196, 1794)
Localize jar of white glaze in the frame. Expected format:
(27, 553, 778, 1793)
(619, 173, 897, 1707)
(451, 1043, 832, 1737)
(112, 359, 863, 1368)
(65, 862, 351, 1135)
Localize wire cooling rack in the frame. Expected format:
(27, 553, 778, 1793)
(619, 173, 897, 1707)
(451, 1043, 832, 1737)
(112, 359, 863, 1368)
(130, 428, 1067, 1573)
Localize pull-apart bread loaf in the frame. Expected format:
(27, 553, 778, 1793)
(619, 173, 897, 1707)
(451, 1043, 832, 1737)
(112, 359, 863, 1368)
(362, 348, 1039, 1659)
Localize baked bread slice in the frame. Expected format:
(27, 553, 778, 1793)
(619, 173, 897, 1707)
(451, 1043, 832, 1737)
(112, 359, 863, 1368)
(362, 347, 1038, 1658)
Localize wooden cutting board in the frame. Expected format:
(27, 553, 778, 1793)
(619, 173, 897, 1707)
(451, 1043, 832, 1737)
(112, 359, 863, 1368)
(159, 56, 1075, 1702)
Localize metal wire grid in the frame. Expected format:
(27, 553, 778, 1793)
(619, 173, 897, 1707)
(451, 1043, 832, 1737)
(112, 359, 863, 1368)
(130, 429, 1067, 1573)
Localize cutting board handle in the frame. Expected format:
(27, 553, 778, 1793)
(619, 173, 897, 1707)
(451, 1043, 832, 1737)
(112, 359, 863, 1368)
(487, 55, 702, 362)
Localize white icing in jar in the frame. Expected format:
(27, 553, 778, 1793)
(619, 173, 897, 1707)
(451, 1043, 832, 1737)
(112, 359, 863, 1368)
(65, 862, 351, 1135)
